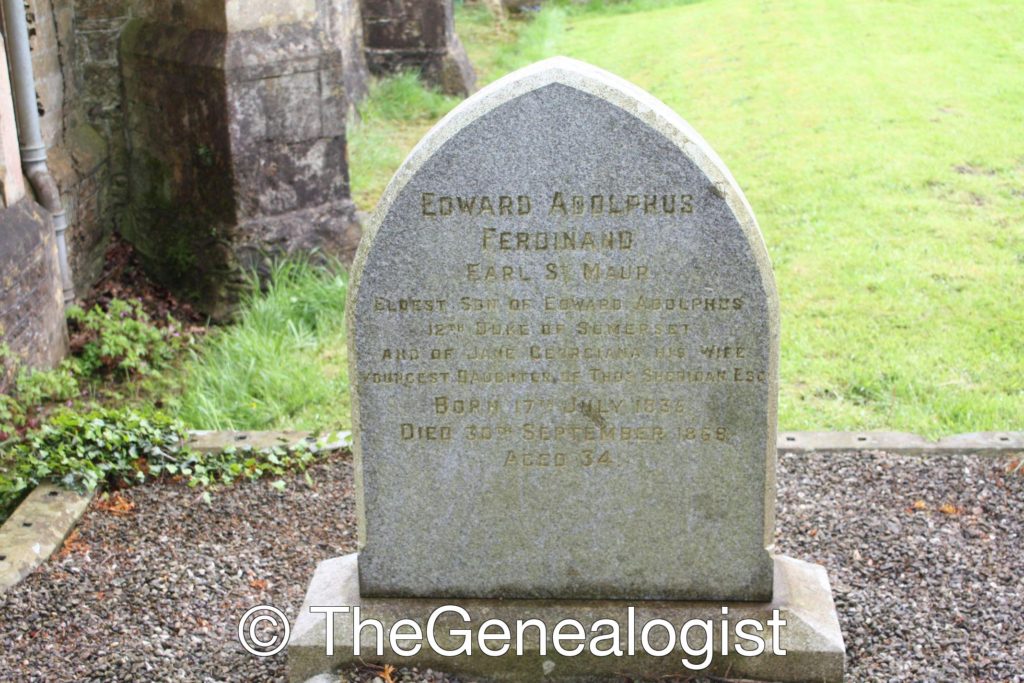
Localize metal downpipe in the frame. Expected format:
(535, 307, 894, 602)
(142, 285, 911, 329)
(3, 0, 74, 304)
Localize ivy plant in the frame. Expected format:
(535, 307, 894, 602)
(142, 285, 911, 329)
(0, 407, 323, 520)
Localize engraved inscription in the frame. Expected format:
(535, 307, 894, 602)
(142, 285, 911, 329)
(359, 186, 768, 468)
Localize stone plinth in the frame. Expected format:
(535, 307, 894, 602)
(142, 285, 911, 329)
(289, 553, 845, 683)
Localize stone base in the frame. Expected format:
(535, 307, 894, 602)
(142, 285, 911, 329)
(288, 554, 845, 682)
(235, 199, 363, 269)
(365, 40, 477, 97)
(424, 36, 477, 97)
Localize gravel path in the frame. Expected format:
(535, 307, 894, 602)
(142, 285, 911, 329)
(1, 450, 1021, 682)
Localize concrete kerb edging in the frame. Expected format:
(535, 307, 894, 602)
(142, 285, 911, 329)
(0, 483, 94, 595)
(776, 431, 1023, 455)
(186, 429, 1023, 456)
(0, 429, 1017, 595)
(184, 429, 353, 454)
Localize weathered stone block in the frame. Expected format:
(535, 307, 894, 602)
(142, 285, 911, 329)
(79, 26, 122, 65)
(0, 200, 68, 380)
(119, 14, 360, 317)
(328, 0, 371, 107)
(320, 64, 350, 137)
(262, 72, 324, 141)
(81, 62, 122, 113)
(363, 0, 449, 48)
(360, 0, 476, 96)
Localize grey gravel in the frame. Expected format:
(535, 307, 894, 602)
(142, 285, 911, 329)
(1, 450, 1022, 682)
(0, 452, 357, 683)
(775, 451, 1024, 682)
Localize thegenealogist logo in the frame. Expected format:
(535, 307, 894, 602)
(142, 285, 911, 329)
(295, 604, 787, 670)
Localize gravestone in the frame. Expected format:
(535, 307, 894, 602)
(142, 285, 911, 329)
(290, 58, 844, 682)
(352, 60, 778, 604)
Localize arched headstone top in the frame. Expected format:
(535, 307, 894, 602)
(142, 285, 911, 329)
(348, 57, 779, 602)
(352, 57, 777, 317)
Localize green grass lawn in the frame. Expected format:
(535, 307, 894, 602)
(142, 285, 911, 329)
(349, 0, 1023, 437)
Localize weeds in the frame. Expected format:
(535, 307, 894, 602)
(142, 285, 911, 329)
(0, 300, 191, 441)
(67, 299, 184, 379)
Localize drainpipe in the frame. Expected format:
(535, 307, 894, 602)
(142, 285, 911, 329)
(3, 0, 74, 304)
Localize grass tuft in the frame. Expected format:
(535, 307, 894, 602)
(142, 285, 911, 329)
(358, 72, 459, 123)
(176, 260, 350, 432)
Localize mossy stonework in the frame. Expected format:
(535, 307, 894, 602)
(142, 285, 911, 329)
(119, 7, 362, 318)
(0, 33, 68, 378)
(0, 201, 69, 382)
(361, 0, 476, 96)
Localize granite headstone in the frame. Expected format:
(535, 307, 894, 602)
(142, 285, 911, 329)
(348, 57, 779, 602)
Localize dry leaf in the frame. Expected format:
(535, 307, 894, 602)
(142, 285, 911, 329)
(939, 503, 961, 516)
(250, 578, 268, 591)
(58, 529, 90, 557)
(909, 497, 933, 511)
(96, 492, 136, 515)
